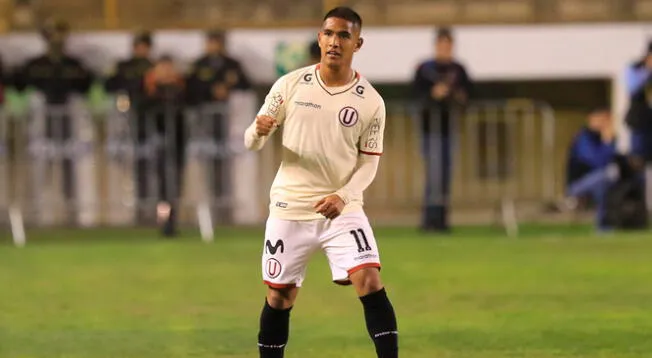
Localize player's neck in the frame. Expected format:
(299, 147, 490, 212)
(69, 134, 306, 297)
(318, 63, 355, 87)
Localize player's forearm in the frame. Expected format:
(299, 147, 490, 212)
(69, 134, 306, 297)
(335, 155, 380, 204)
(244, 123, 269, 151)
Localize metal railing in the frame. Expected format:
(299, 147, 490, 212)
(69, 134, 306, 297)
(257, 98, 561, 229)
(0, 94, 566, 242)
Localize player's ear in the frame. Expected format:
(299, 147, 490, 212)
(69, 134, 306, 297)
(355, 37, 364, 52)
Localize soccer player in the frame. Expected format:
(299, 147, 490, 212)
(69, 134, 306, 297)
(243, 7, 399, 358)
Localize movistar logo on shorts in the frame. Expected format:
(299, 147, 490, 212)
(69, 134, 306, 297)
(295, 101, 321, 109)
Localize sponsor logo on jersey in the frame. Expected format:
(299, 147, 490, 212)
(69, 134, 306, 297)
(275, 201, 288, 208)
(294, 101, 322, 110)
(265, 258, 282, 279)
(338, 106, 359, 127)
(301, 73, 313, 84)
(363, 117, 382, 149)
(353, 85, 365, 98)
(266, 92, 284, 117)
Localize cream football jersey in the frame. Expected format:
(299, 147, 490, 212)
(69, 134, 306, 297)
(248, 64, 386, 220)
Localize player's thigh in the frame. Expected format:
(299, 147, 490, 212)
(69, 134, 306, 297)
(262, 217, 319, 288)
(321, 211, 381, 284)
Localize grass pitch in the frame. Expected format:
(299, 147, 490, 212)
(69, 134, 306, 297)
(0, 225, 651, 358)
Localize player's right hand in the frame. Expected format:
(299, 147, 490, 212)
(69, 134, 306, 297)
(255, 115, 278, 137)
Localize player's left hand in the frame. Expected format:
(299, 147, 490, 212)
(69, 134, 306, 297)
(315, 194, 345, 220)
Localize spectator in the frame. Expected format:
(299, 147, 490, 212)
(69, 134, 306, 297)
(563, 109, 646, 232)
(105, 31, 157, 227)
(185, 30, 251, 223)
(104, 30, 154, 106)
(186, 29, 251, 105)
(14, 18, 93, 104)
(13, 18, 94, 203)
(143, 55, 186, 237)
(412, 27, 472, 233)
(144, 55, 185, 103)
(624, 41, 652, 215)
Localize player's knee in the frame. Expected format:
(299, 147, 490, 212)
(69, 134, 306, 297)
(350, 267, 383, 296)
(266, 286, 298, 310)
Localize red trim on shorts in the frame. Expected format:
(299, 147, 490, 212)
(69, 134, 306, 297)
(359, 150, 382, 156)
(263, 281, 296, 289)
(347, 262, 381, 275)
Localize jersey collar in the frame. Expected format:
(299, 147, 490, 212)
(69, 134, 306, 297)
(314, 64, 360, 96)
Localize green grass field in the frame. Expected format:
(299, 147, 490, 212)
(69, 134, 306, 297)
(1, 225, 651, 358)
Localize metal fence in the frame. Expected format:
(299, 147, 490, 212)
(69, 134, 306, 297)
(257, 99, 562, 229)
(0, 94, 566, 240)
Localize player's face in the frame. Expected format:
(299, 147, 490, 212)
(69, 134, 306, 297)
(318, 17, 362, 69)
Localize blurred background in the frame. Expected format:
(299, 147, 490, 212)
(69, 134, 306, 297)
(1, 2, 652, 358)
(0, 0, 650, 237)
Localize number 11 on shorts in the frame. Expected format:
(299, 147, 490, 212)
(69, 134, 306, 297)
(350, 228, 372, 253)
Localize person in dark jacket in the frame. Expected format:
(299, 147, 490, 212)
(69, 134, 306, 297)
(565, 109, 619, 231)
(185, 29, 251, 105)
(13, 19, 94, 202)
(14, 19, 93, 104)
(624, 41, 652, 216)
(104, 31, 154, 106)
(412, 27, 472, 233)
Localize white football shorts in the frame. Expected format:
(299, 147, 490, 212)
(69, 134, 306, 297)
(261, 211, 381, 288)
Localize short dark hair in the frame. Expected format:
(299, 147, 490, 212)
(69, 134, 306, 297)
(323, 7, 362, 28)
(436, 27, 454, 41)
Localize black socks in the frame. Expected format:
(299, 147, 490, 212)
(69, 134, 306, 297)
(258, 300, 291, 358)
(360, 288, 399, 358)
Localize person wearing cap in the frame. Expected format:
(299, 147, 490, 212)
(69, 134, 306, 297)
(13, 18, 94, 204)
(624, 41, 652, 215)
(412, 27, 472, 233)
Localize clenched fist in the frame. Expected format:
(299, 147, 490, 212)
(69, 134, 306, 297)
(255, 115, 279, 137)
(315, 194, 346, 220)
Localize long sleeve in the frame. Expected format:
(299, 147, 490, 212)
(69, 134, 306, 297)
(243, 75, 287, 151)
(335, 154, 380, 204)
(336, 103, 386, 204)
(244, 120, 276, 151)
